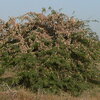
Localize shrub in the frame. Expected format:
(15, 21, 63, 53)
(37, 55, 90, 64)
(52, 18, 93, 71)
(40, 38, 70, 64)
(0, 8, 100, 96)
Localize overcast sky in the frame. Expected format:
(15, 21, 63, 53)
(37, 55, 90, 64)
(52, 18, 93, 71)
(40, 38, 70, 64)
(0, 0, 100, 36)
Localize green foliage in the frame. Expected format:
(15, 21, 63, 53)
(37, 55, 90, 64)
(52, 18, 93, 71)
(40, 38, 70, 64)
(30, 34, 36, 41)
(0, 66, 5, 76)
(31, 42, 40, 52)
(0, 9, 100, 96)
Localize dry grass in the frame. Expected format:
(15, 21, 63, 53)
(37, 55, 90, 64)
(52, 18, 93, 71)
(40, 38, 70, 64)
(0, 71, 15, 79)
(0, 88, 100, 100)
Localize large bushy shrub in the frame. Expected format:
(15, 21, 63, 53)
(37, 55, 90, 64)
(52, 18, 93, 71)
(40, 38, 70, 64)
(0, 9, 100, 96)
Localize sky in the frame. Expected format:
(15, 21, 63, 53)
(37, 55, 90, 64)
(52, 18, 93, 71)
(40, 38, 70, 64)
(0, 0, 100, 36)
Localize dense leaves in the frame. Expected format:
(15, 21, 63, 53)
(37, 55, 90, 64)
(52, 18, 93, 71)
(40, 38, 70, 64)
(0, 9, 100, 96)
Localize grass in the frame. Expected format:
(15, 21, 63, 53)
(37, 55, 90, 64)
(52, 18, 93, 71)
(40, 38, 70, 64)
(0, 87, 100, 100)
